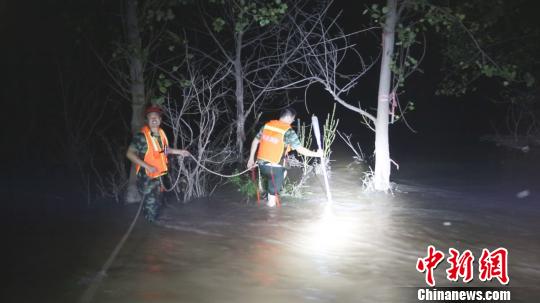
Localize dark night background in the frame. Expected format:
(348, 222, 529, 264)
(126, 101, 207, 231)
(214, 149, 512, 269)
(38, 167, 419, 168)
(1, 0, 515, 170)
(1, 1, 539, 302)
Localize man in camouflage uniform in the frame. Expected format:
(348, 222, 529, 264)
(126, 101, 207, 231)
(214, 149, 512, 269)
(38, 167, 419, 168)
(126, 105, 190, 222)
(247, 107, 322, 207)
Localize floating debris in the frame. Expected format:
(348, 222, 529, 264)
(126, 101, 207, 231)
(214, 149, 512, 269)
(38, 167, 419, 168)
(516, 190, 530, 199)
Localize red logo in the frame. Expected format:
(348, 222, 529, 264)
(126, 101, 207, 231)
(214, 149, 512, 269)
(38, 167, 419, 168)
(416, 245, 445, 287)
(446, 248, 474, 283)
(479, 248, 509, 285)
(416, 246, 509, 286)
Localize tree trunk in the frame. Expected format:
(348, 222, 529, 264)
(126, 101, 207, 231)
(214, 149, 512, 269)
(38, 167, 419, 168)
(373, 0, 397, 191)
(234, 32, 246, 161)
(125, 0, 146, 203)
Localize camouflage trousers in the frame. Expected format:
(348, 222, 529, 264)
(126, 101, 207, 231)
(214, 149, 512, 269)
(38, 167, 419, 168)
(258, 164, 286, 195)
(136, 174, 163, 222)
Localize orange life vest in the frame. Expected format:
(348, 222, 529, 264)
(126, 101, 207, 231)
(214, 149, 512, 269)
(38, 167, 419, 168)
(136, 125, 169, 179)
(256, 120, 291, 165)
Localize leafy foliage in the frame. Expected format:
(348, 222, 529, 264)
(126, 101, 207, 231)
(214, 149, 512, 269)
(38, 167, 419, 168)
(209, 0, 288, 33)
(230, 170, 259, 199)
(361, 0, 539, 132)
(436, 0, 538, 96)
(322, 104, 339, 159)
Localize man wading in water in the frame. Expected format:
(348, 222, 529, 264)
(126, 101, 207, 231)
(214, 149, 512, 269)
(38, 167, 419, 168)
(126, 105, 190, 222)
(247, 107, 323, 207)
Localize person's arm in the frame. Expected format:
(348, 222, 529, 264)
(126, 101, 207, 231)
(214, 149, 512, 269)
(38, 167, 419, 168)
(247, 138, 260, 168)
(126, 147, 157, 174)
(295, 146, 323, 158)
(168, 147, 191, 157)
(286, 129, 323, 158)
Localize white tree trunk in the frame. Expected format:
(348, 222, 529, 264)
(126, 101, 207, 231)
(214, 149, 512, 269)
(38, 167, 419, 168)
(374, 0, 397, 191)
(125, 0, 146, 203)
(234, 32, 246, 160)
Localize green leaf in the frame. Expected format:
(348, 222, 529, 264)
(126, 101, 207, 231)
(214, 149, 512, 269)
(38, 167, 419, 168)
(153, 96, 164, 105)
(212, 17, 225, 33)
(180, 79, 192, 88)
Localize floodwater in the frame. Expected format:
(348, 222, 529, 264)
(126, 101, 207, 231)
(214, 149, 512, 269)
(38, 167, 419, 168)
(4, 143, 540, 303)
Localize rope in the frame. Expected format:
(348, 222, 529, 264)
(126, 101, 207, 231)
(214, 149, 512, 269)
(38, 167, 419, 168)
(161, 158, 184, 192)
(78, 194, 145, 303)
(250, 168, 261, 207)
(161, 154, 255, 192)
(159, 154, 256, 192)
(188, 154, 255, 178)
(78, 155, 260, 301)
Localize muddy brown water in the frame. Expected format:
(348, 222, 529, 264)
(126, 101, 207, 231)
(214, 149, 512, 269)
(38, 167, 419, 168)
(4, 144, 540, 302)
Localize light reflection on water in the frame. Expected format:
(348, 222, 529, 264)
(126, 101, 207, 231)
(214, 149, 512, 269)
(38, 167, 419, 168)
(90, 160, 540, 303)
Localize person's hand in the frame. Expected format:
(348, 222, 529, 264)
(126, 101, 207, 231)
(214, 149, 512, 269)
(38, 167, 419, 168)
(146, 165, 157, 174)
(178, 149, 191, 157)
(247, 158, 256, 169)
(315, 148, 324, 158)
